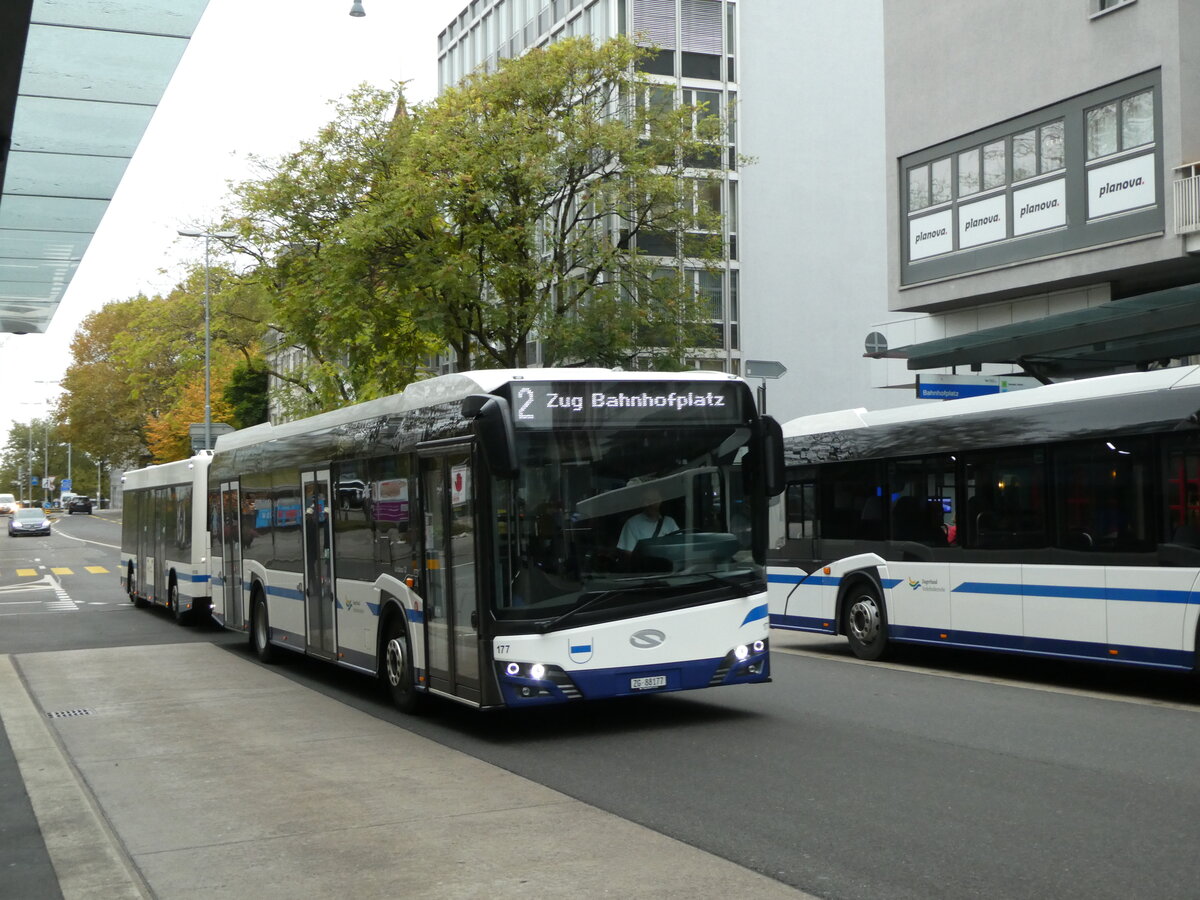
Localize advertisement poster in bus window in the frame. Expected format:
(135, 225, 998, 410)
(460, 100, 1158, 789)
(450, 464, 470, 507)
(373, 478, 409, 524)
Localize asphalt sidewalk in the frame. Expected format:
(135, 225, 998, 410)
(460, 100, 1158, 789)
(0, 643, 810, 899)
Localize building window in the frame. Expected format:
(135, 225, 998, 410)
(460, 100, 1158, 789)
(982, 140, 1006, 190)
(900, 71, 1161, 284)
(1093, 0, 1136, 14)
(1086, 88, 1153, 160)
(908, 165, 930, 211)
(909, 118, 1066, 215)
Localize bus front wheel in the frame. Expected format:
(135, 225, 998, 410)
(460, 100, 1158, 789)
(844, 583, 889, 661)
(251, 592, 276, 664)
(383, 616, 423, 714)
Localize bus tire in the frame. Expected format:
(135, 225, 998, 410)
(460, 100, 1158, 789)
(168, 577, 186, 625)
(129, 563, 148, 609)
(251, 591, 276, 664)
(382, 614, 423, 714)
(844, 581, 889, 661)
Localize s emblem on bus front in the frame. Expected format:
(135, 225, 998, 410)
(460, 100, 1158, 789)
(630, 629, 666, 649)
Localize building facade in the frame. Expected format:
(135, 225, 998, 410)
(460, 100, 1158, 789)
(874, 0, 1200, 392)
(437, 0, 742, 375)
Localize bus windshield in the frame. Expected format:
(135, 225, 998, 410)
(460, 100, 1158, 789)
(491, 423, 763, 624)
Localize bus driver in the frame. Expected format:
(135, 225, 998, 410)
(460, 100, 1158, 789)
(618, 487, 679, 553)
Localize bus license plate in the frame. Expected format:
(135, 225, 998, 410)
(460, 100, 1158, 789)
(630, 675, 667, 691)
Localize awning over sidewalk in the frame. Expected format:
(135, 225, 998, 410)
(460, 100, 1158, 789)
(0, 1, 209, 335)
(869, 283, 1200, 378)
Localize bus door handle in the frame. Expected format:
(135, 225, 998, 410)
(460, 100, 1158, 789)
(470, 610, 479, 630)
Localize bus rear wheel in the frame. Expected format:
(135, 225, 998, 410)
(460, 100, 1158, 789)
(383, 616, 423, 714)
(129, 564, 148, 609)
(844, 583, 889, 661)
(168, 579, 186, 625)
(251, 593, 276, 663)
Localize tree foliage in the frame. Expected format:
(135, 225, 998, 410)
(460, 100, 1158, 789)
(56, 265, 271, 466)
(222, 35, 729, 414)
(40, 36, 737, 458)
(369, 34, 725, 369)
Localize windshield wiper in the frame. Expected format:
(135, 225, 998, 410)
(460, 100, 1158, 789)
(685, 571, 760, 595)
(536, 580, 669, 633)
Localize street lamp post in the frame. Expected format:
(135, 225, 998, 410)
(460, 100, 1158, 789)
(178, 230, 236, 451)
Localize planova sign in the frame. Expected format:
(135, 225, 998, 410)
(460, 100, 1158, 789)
(1088, 152, 1156, 219)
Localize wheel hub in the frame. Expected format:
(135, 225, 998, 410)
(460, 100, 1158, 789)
(386, 637, 405, 688)
(849, 597, 881, 644)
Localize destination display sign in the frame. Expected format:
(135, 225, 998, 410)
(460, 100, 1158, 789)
(505, 381, 747, 429)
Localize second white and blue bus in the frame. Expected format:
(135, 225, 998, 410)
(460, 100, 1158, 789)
(768, 365, 1200, 672)
(121, 453, 212, 623)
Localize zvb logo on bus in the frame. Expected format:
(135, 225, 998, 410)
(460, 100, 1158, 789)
(907, 577, 944, 592)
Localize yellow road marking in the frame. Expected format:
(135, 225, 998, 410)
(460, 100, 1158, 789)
(51, 567, 73, 575)
(16, 569, 37, 577)
(85, 566, 109, 574)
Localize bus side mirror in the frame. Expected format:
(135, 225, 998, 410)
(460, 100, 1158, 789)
(759, 415, 785, 497)
(463, 394, 518, 479)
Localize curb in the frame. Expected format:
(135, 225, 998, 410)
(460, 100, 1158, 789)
(0, 655, 148, 900)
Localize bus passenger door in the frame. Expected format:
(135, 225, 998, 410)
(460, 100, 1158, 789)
(220, 482, 244, 630)
(420, 448, 481, 703)
(301, 470, 336, 660)
(153, 488, 167, 604)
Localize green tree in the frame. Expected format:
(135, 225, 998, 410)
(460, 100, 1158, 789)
(57, 265, 271, 467)
(226, 86, 440, 415)
(356, 34, 725, 369)
(220, 36, 730, 413)
(224, 360, 270, 429)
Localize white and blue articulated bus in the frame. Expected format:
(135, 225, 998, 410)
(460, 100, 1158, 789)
(206, 368, 785, 712)
(121, 453, 213, 623)
(768, 365, 1200, 672)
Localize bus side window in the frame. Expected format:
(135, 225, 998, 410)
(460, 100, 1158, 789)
(785, 481, 815, 540)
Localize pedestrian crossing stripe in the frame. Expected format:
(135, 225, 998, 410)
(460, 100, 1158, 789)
(9, 566, 110, 577)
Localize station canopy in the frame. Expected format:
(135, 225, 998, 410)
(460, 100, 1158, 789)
(867, 282, 1200, 380)
(0, 0, 209, 335)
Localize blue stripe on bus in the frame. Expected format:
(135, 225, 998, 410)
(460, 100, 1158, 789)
(741, 603, 768, 625)
(570, 644, 592, 654)
(768, 573, 807, 584)
(888, 624, 1195, 670)
(175, 572, 210, 584)
(952, 582, 1194, 604)
(770, 613, 837, 634)
(264, 584, 304, 601)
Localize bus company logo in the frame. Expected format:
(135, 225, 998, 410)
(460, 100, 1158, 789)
(630, 628, 666, 649)
(569, 637, 593, 663)
(907, 577, 945, 592)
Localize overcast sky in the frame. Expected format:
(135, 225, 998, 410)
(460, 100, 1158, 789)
(3, 0, 466, 453)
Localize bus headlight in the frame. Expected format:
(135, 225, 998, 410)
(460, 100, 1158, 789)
(529, 663, 546, 680)
(506, 662, 520, 676)
(734, 644, 750, 660)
